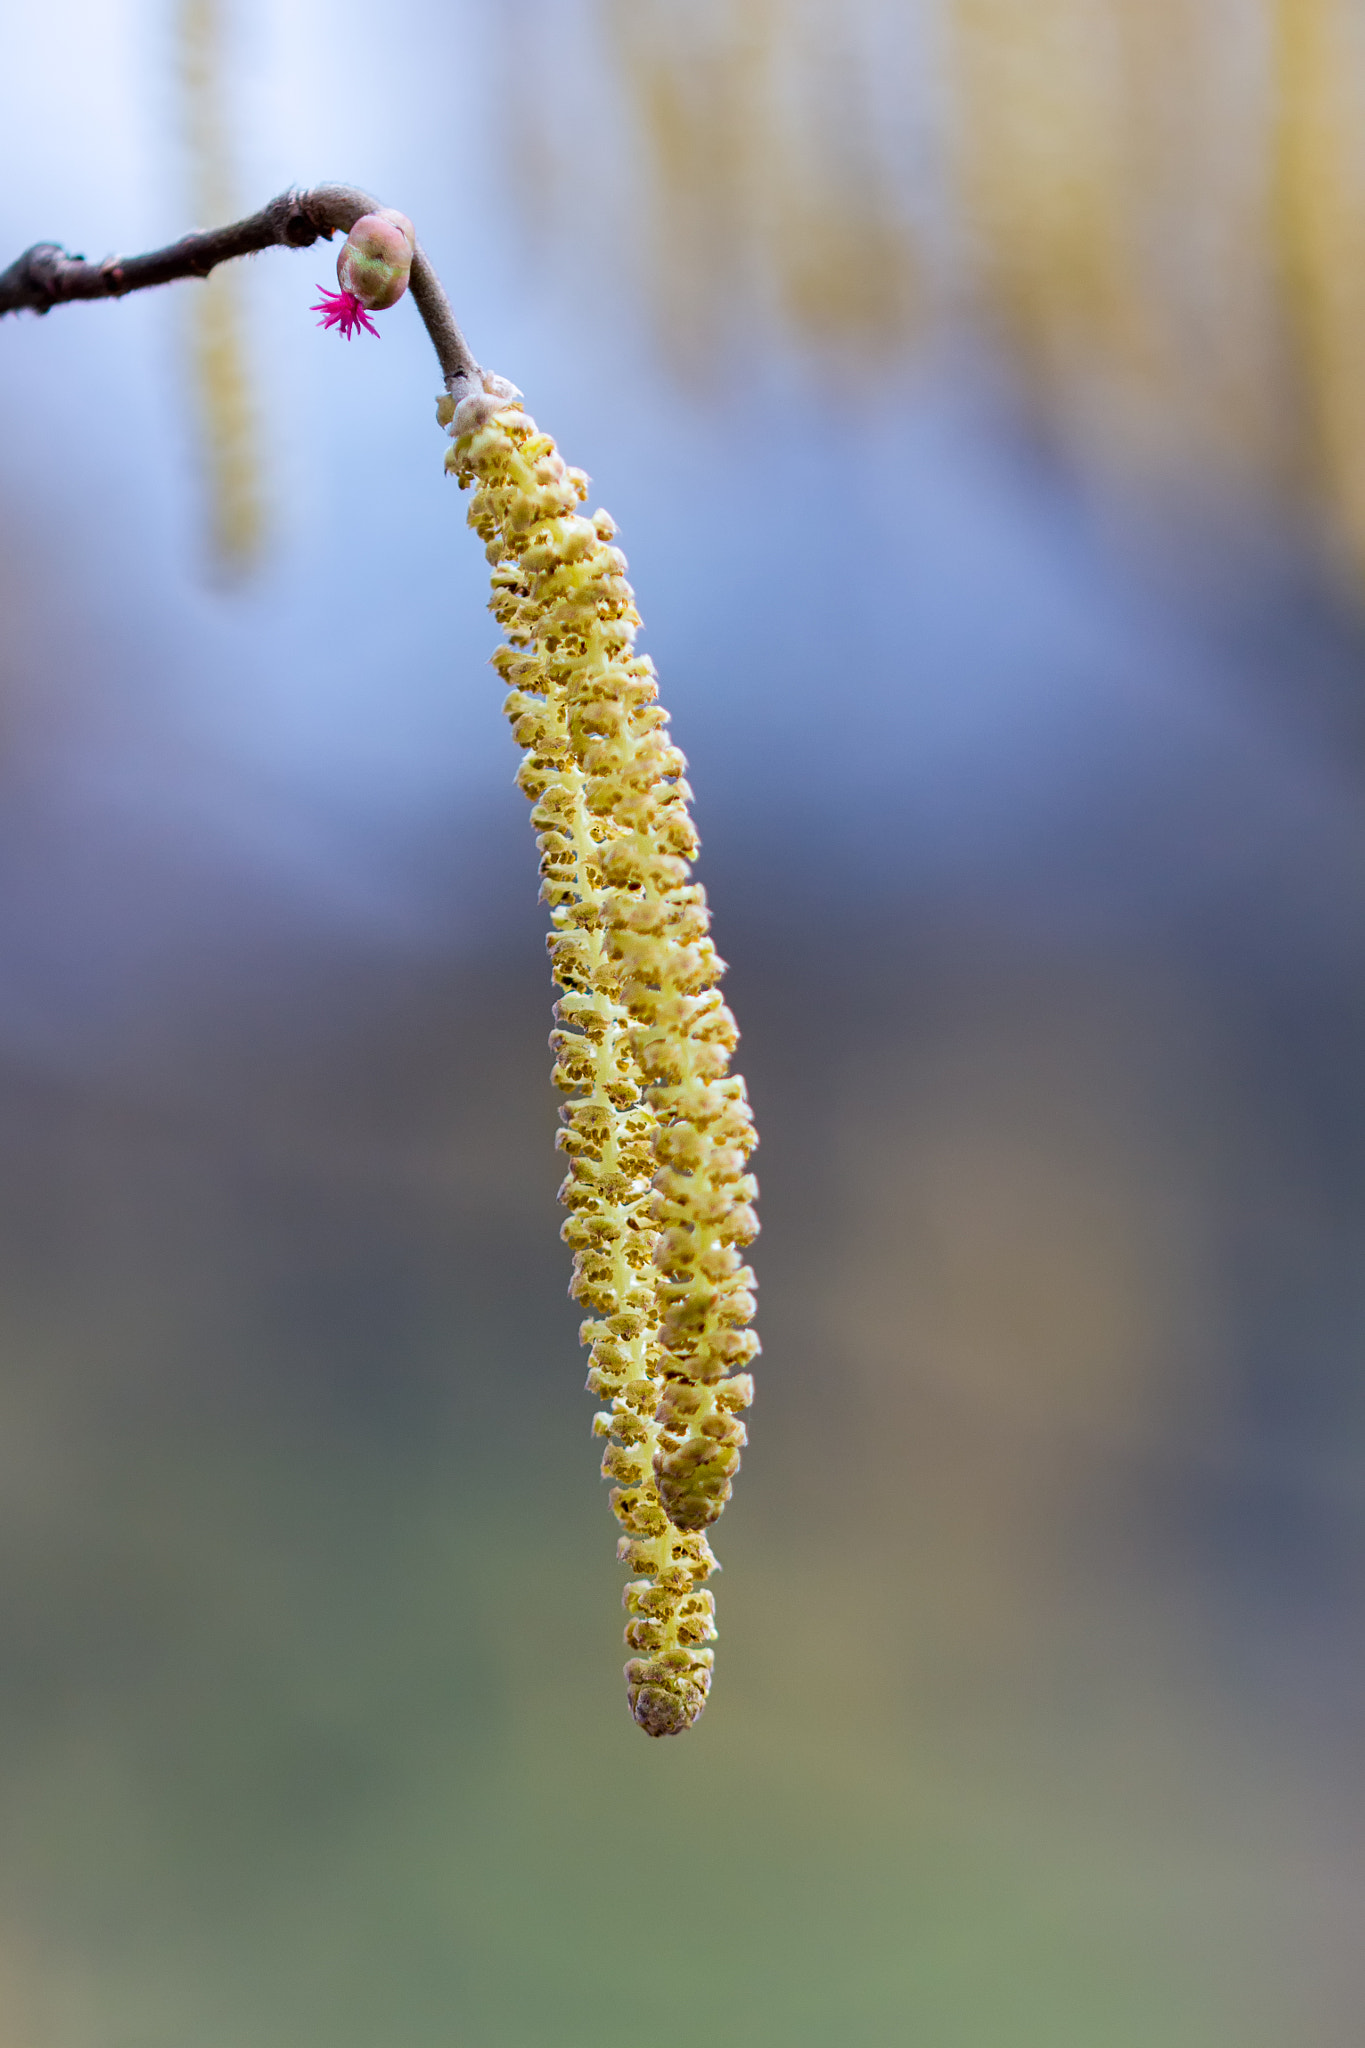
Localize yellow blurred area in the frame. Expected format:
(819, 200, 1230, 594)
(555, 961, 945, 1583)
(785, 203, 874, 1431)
(584, 0, 1365, 572)
(602, 0, 918, 359)
(179, 0, 262, 575)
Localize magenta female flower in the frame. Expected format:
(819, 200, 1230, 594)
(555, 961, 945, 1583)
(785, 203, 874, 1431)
(311, 287, 381, 340)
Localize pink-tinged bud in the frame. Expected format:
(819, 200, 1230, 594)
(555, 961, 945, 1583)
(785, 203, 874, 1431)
(336, 212, 413, 311)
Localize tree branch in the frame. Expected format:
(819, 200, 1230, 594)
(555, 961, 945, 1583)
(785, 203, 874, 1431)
(0, 182, 482, 396)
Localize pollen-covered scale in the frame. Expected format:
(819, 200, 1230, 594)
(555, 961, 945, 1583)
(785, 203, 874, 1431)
(442, 374, 761, 1736)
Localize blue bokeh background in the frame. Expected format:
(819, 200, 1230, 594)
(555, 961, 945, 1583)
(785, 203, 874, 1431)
(0, 3, 1362, 2043)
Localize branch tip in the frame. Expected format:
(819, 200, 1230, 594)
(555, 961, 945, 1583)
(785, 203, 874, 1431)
(0, 183, 480, 392)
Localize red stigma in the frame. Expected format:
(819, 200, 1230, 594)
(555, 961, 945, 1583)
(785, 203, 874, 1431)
(310, 288, 380, 340)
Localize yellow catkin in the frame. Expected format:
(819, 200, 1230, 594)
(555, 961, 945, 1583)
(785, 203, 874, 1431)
(179, 0, 264, 574)
(441, 379, 759, 1733)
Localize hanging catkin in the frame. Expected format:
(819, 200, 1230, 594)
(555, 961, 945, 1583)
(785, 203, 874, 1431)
(443, 382, 759, 1733)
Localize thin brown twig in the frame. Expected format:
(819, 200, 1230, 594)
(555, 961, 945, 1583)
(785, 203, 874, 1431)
(0, 182, 482, 395)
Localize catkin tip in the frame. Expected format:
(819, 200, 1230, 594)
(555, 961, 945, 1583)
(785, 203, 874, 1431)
(626, 1662, 709, 1736)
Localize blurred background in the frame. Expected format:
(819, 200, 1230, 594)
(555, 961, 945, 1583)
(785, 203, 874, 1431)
(1, 1, 1364, 2041)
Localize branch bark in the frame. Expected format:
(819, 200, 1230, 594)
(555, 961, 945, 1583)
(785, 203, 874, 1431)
(0, 182, 482, 396)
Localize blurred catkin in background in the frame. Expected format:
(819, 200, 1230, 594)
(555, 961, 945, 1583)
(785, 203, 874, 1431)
(178, 0, 262, 575)
(505, 0, 1365, 578)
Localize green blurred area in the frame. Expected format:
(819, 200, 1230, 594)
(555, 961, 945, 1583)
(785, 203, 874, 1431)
(0, 925, 1357, 2046)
